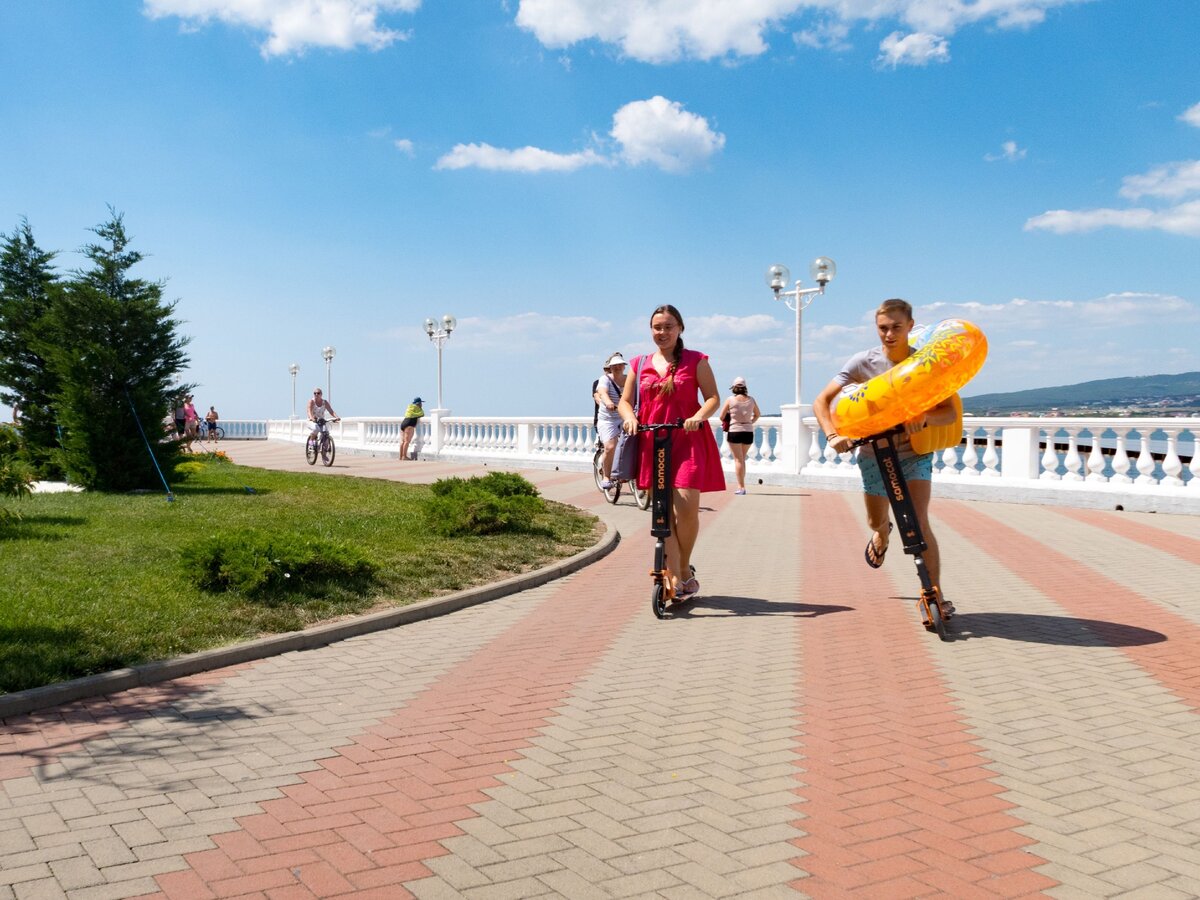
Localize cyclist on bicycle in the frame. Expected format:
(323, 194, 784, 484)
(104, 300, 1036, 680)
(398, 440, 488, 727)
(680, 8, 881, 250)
(307, 388, 340, 432)
(594, 353, 627, 489)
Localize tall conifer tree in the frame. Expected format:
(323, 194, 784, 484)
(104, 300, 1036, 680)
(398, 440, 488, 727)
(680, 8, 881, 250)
(0, 218, 62, 474)
(41, 209, 191, 490)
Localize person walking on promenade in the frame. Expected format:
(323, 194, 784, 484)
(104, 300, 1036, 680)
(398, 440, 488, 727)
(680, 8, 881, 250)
(812, 298, 956, 602)
(594, 353, 627, 488)
(718, 376, 761, 495)
(399, 397, 424, 460)
(619, 304, 724, 599)
(182, 395, 199, 451)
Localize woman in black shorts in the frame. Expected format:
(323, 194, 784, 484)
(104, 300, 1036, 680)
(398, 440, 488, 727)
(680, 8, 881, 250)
(718, 377, 761, 495)
(399, 397, 424, 460)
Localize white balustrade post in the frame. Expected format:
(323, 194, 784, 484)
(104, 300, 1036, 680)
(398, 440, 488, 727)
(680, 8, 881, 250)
(779, 403, 804, 474)
(982, 430, 1000, 477)
(357, 421, 366, 449)
(1000, 425, 1040, 480)
(1085, 429, 1107, 482)
(960, 437, 979, 476)
(1040, 432, 1062, 481)
(1135, 431, 1156, 485)
(1062, 427, 1084, 481)
(1110, 430, 1133, 484)
(1161, 429, 1183, 487)
(428, 408, 446, 455)
(516, 422, 533, 457)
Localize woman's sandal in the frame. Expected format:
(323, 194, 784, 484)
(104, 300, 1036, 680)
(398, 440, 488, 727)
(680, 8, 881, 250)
(864, 523, 893, 569)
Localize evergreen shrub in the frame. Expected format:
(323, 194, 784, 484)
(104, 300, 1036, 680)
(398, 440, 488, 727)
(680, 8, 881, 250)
(181, 528, 376, 597)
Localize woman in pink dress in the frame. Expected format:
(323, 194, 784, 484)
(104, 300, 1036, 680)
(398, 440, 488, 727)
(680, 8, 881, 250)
(618, 304, 725, 599)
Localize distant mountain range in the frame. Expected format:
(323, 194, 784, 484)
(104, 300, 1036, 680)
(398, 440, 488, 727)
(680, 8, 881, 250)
(962, 372, 1200, 414)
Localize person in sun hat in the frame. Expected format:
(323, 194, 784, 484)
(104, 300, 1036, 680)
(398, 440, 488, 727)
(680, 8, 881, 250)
(400, 396, 424, 461)
(717, 376, 761, 494)
(593, 352, 628, 487)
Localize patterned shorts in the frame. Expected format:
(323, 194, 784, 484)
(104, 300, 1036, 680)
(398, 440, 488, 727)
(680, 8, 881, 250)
(858, 451, 933, 498)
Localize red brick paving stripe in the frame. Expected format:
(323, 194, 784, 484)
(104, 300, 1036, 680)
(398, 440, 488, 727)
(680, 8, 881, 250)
(937, 499, 1200, 710)
(792, 491, 1055, 898)
(143, 519, 670, 899)
(1049, 506, 1200, 565)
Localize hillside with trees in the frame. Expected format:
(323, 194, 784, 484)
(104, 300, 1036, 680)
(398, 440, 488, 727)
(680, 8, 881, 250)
(963, 372, 1200, 415)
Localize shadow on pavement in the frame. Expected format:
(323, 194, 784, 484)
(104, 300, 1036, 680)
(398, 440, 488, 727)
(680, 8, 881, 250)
(935, 611, 1166, 646)
(670, 595, 854, 618)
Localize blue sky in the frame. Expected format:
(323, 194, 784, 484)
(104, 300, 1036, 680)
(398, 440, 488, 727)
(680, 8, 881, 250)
(2, 0, 1198, 420)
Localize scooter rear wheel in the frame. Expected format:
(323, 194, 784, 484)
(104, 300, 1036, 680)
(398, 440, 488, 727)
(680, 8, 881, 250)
(652, 583, 667, 619)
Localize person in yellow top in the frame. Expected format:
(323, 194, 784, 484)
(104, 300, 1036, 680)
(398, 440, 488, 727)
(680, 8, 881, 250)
(400, 397, 424, 461)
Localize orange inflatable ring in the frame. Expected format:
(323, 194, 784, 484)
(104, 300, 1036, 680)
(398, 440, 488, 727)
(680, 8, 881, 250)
(831, 318, 987, 441)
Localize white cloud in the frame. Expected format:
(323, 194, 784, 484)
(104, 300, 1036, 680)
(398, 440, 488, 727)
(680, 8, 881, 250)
(436, 96, 723, 174)
(877, 30, 949, 67)
(1025, 200, 1200, 237)
(1118, 160, 1200, 200)
(985, 140, 1027, 162)
(393, 138, 415, 156)
(918, 292, 1196, 328)
(514, 0, 1087, 65)
(1026, 158, 1200, 237)
(685, 314, 784, 341)
(434, 143, 607, 172)
(1179, 102, 1200, 128)
(610, 97, 725, 172)
(143, 0, 420, 57)
(514, 0, 797, 63)
(793, 17, 851, 50)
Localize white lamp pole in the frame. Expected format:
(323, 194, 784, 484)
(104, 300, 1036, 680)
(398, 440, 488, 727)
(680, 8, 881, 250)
(322, 346, 336, 400)
(764, 257, 837, 408)
(423, 314, 457, 410)
(288, 363, 299, 418)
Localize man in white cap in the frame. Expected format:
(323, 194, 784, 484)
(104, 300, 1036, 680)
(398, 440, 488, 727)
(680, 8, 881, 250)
(593, 352, 628, 488)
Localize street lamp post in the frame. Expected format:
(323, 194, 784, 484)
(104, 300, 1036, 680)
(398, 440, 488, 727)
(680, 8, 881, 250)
(288, 363, 299, 418)
(764, 257, 837, 409)
(322, 346, 336, 400)
(423, 314, 457, 410)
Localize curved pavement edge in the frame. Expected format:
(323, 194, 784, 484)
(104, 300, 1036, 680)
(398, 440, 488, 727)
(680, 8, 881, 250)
(0, 516, 620, 720)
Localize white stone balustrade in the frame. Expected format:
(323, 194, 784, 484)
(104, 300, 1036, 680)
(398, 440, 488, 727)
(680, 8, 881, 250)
(260, 413, 1198, 514)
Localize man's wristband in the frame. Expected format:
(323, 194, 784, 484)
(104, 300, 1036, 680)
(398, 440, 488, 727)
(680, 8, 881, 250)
(825, 432, 839, 442)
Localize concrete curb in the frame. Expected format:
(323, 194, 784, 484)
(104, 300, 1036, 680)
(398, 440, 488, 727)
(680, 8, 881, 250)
(0, 520, 620, 720)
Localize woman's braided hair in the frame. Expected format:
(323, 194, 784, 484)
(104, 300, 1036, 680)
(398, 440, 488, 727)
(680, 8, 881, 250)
(651, 304, 685, 395)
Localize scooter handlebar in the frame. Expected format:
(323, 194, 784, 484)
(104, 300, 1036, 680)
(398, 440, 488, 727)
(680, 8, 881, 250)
(637, 418, 686, 433)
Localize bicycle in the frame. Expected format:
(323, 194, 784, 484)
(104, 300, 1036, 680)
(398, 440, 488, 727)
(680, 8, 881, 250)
(854, 427, 953, 641)
(593, 439, 650, 509)
(198, 421, 225, 442)
(305, 417, 338, 467)
(639, 420, 689, 619)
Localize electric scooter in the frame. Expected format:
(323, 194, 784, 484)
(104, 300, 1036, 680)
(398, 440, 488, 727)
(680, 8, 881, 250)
(856, 427, 954, 641)
(640, 420, 687, 619)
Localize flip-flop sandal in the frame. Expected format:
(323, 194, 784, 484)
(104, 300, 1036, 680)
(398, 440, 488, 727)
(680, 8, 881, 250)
(864, 523, 893, 569)
(676, 577, 700, 600)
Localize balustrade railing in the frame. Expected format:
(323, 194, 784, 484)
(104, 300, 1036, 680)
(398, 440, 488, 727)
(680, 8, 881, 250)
(263, 413, 1198, 513)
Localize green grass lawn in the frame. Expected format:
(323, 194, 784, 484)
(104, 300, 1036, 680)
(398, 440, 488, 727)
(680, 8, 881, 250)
(0, 455, 599, 695)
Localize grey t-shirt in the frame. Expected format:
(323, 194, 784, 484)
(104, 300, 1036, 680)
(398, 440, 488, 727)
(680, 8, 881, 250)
(833, 346, 920, 460)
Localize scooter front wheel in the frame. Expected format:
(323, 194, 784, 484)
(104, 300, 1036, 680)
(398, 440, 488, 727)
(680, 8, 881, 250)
(652, 583, 667, 619)
(920, 591, 949, 641)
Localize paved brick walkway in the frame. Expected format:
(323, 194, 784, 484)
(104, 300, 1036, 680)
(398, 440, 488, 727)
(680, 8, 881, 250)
(3, 441, 1199, 898)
